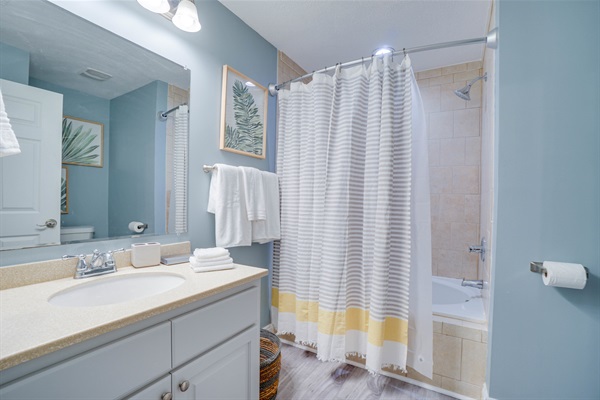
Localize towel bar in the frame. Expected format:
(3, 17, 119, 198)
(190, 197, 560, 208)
(203, 165, 216, 173)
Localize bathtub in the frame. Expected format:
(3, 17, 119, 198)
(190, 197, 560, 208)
(432, 276, 486, 324)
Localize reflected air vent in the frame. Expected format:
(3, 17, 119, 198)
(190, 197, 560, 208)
(80, 68, 112, 81)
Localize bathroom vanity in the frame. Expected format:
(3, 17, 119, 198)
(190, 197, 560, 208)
(0, 262, 267, 400)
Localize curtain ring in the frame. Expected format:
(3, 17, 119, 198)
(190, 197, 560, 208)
(403, 48, 407, 57)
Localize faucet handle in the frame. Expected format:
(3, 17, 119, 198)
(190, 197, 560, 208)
(63, 254, 88, 271)
(104, 248, 125, 270)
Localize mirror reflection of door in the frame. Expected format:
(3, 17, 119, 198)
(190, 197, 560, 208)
(0, 79, 62, 250)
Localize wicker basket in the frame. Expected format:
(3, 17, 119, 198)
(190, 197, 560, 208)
(259, 329, 281, 400)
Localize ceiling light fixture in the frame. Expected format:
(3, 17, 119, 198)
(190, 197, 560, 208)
(137, 0, 201, 33)
(172, 0, 201, 33)
(373, 47, 395, 56)
(137, 0, 170, 14)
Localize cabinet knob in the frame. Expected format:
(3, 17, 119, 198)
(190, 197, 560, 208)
(179, 380, 190, 392)
(161, 393, 173, 400)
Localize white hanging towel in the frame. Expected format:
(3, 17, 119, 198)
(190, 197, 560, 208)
(240, 166, 266, 221)
(252, 171, 281, 243)
(0, 88, 21, 157)
(207, 164, 252, 248)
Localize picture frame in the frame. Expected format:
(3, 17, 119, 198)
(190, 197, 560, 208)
(61, 166, 69, 214)
(62, 116, 104, 167)
(219, 65, 267, 159)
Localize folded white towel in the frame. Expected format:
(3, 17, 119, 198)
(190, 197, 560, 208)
(0, 88, 21, 158)
(252, 171, 281, 244)
(207, 164, 252, 248)
(189, 256, 232, 267)
(190, 263, 235, 273)
(193, 247, 229, 259)
(240, 166, 266, 221)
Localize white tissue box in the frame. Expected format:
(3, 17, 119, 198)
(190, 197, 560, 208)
(131, 242, 161, 268)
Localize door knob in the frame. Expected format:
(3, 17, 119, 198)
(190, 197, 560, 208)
(36, 219, 57, 228)
(179, 380, 190, 392)
(161, 392, 173, 400)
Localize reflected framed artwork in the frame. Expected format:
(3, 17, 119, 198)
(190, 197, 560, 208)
(219, 65, 267, 159)
(62, 116, 104, 167)
(61, 166, 68, 214)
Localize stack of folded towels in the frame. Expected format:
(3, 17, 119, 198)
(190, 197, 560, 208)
(189, 247, 234, 273)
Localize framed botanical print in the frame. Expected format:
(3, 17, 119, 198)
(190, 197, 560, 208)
(61, 166, 68, 214)
(62, 116, 104, 167)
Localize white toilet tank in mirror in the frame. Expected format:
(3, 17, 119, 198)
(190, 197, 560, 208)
(60, 226, 95, 243)
(0, 0, 190, 251)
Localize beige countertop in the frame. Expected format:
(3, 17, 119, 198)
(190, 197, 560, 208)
(0, 263, 267, 371)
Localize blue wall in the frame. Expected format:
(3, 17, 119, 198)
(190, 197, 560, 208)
(489, 1, 599, 398)
(109, 80, 167, 237)
(29, 78, 111, 239)
(0, 42, 29, 84)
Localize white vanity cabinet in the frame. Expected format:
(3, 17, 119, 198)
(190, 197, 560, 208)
(0, 283, 261, 400)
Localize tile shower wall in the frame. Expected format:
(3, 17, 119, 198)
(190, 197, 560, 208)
(277, 50, 309, 84)
(416, 63, 483, 280)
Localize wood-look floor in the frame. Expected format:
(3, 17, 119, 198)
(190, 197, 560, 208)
(276, 343, 455, 400)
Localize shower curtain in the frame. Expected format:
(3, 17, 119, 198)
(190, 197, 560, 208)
(272, 55, 432, 377)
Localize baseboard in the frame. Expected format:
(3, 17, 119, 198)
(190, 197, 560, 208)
(482, 383, 497, 400)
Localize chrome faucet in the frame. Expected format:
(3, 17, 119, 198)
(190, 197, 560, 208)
(461, 279, 484, 289)
(63, 248, 124, 279)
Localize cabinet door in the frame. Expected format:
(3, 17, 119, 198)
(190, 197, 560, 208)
(0, 322, 171, 400)
(172, 327, 259, 400)
(126, 375, 172, 400)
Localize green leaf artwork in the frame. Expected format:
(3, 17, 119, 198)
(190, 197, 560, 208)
(225, 80, 264, 156)
(62, 118, 103, 167)
(61, 175, 67, 214)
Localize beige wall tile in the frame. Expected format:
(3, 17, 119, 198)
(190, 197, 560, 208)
(461, 339, 487, 386)
(462, 252, 480, 280)
(421, 85, 442, 113)
(442, 324, 482, 342)
(453, 166, 480, 194)
(430, 194, 441, 220)
(407, 367, 443, 387)
(429, 74, 454, 86)
(430, 167, 453, 194)
(464, 195, 481, 224)
(450, 222, 479, 251)
(432, 221, 452, 250)
(467, 79, 483, 109)
(428, 139, 440, 166)
(439, 138, 466, 166)
(465, 137, 481, 165)
(439, 194, 465, 223)
(442, 64, 467, 75)
(454, 69, 481, 82)
(429, 111, 454, 139)
(433, 321, 443, 333)
(417, 78, 430, 88)
(435, 249, 464, 278)
(440, 81, 467, 111)
(454, 108, 481, 137)
(441, 377, 482, 399)
(481, 330, 488, 343)
(418, 68, 442, 79)
(467, 61, 483, 71)
(433, 333, 462, 380)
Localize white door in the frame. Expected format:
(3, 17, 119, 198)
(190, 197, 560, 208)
(0, 79, 63, 250)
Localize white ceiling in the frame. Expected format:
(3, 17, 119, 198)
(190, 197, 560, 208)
(219, 0, 492, 74)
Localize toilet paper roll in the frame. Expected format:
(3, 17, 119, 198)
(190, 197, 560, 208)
(542, 261, 587, 289)
(128, 221, 146, 234)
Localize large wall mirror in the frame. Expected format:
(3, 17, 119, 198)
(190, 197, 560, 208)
(0, 0, 190, 251)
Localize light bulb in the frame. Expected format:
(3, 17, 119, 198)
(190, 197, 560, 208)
(173, 0, 201, 32)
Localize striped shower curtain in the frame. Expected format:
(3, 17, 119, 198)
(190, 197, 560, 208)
(272, 55, 432, 375)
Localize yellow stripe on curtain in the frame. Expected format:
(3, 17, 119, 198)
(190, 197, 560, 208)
(272, 288, 408, 347)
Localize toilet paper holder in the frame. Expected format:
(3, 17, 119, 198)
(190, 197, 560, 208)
(530, 261, 589, 279)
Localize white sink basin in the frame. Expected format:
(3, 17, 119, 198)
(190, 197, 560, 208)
(48, 272, 186, 307)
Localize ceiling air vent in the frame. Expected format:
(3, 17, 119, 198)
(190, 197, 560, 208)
(80, 68, 112, 81)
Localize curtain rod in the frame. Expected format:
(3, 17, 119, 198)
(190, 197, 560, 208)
(268, 28, 498, 96)
(159, 103, 188, 120)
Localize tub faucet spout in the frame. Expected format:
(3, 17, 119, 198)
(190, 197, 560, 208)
(461, 279, 484, 289)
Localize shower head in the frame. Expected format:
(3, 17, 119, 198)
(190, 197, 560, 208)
(454, 72, 488, 101)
